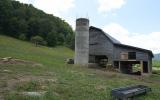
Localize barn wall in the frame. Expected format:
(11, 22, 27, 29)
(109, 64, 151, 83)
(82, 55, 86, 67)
(113, 45, 149, 61)
(89, 28, 114, 64)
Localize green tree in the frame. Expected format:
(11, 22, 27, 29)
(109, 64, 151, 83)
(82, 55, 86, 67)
(66, 34, 75, 50)
(57, 33, 65, 45)
(46, 32, 57, 47)
(19, 34, 26, 40)
(31, 35, 44, 46)
(0, 0, 75, 49)
(0, 0, 13, 34)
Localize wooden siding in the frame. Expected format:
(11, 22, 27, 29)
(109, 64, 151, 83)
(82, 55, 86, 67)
(89, 28, 114, 64)
(113, 45, 149, 61)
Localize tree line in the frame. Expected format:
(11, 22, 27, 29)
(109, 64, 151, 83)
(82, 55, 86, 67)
(0, 0, 75, 49)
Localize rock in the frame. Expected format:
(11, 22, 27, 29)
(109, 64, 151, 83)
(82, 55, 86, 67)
(3, 70, 12, 73)
(2, 57, 12, 62)
(21, 91, 46, 97)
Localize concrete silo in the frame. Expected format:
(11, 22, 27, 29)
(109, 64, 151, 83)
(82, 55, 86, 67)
(75, 18, 89, 65)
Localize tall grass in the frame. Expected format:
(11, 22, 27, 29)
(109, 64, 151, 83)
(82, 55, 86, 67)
(153, 60, 160, 68)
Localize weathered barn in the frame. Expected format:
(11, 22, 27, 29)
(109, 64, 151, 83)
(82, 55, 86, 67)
(75, 18, 153, 75)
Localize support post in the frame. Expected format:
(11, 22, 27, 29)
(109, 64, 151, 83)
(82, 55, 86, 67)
(148, 61, 152, 75)
(140, 61, 143, 75)
(119, 61, 121, 72)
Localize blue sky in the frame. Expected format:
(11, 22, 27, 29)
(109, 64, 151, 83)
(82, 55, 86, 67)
(16, 0, 160, 53)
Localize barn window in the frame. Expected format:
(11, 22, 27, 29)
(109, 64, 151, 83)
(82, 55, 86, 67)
(128, 52, 136, 59)
(121, 52, 128, 60)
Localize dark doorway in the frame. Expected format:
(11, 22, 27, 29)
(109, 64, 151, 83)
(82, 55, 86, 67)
(114, 61, 119, 69)
(143, 61, 148, 73)
(95, 55, 108, 67)
(120, 61, 132, 74)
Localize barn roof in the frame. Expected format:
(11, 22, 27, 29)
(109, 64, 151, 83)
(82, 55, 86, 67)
(89, 26, 154, 57)
(90, 26, 121, 44)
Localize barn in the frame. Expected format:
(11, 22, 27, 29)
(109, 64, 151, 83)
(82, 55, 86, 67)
(75, 18, 153, 75)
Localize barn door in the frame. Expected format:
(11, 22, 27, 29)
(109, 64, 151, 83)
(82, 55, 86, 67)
(143, 61, 148, 73)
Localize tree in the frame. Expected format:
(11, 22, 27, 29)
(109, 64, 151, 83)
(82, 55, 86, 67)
(46, 31, 57, 47)
(31, 35, 44, 46)
(19, 34, 26, 40)
(57, 33, 65, 45)
(0, 0, 75, 49)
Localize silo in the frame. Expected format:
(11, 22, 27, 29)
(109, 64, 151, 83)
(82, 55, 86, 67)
(75, 18, 89, 65)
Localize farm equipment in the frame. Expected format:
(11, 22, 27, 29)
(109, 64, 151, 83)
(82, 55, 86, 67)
(111, 85, 151, 100)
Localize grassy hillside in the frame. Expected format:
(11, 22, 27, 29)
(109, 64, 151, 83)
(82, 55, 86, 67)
(153, 60, 160, 68)
(0, 35, 160, 100)
(0, 35, 73, 66)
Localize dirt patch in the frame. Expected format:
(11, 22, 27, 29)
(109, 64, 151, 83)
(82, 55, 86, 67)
(6, 75, 57, 90)
(95, 85, 106, 90)
(0, 57, 35, 65)
(0, 75, 57, 99)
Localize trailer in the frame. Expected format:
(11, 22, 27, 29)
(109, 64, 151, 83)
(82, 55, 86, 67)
(111, 85, 151, 100)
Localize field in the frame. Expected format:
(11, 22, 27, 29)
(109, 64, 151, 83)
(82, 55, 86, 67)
(153, 60, 160, 68)
(0, 35, 160, 100)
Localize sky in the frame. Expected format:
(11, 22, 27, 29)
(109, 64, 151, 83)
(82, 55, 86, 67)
(15, 0, 160, 54)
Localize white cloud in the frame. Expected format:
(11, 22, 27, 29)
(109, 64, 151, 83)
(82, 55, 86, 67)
(67, 19, 76, 30)
(103, 23, 129, 35)
(15, 0, 75, 17)
(103, 23, 160, 53)
(98, 0, 126, 13)
(33, 0, 75, 16)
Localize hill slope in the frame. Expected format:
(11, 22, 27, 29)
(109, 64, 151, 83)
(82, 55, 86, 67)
(0, 35, 73, 66)
(154, 53, 160, 60)
(0, 0, 74, 48)
(0, 35, 160, 100)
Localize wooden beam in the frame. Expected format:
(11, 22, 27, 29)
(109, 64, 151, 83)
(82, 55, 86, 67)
(140, 61, 143, 75)
(119, 61, 121, 72)
(148, 61, 152, 74)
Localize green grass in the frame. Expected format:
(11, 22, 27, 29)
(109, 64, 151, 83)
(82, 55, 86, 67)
(153, 60, 160, 68)
(0, 35, 160, 100)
